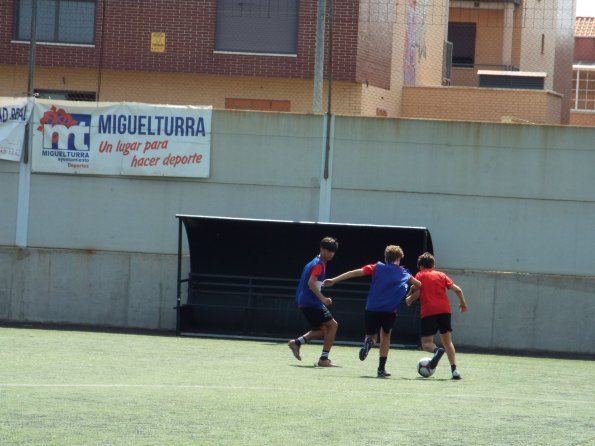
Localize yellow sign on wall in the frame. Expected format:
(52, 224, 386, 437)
(150, 32, 166, 53)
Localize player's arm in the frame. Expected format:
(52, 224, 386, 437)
(408, 277, 421, 295)
(449, 283, 467, 312)
(308, 274, 332, 306)
(323, 269, 365, 287)
(405, 278, 421, 306)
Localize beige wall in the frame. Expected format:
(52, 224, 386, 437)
(0, 65, 101, 97)
(0, 64, 379, 116)
(401, 85, 562, 124)
(569, 111, 595, 126)
(451, 67, 478, 87)
(552, 0, 576, 124)
(415, 0, 449, 86)
(519, 0, 557, 91)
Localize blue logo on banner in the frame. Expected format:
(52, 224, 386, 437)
(42, 113, 91, 151)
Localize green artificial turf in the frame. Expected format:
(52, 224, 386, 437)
(0, 327, 593, 446)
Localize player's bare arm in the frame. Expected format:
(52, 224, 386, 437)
(449, 283, 467, 312)
(323, 269, 365, 287)
(408, 277, 421, 294)
(405, 288, 420, 306)
(308, 274, 332, 305)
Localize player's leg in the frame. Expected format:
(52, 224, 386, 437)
(360, 311, 379, 361)
(321, 318, 338, 351)
(421, 335, 437, 352)
(420, 315, 438, 352)
(288, 308, 326, 360)
(420, 315, 445, 369)
(439, 330, 455, 365)
(439, 328, 461, 379)
(318, 318, 338, 366)
(377, 328, 392, 377)
(376, 312, 396, 377)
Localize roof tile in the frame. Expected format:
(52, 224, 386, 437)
(576, 16, 595, 38)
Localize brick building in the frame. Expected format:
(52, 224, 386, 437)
(0, 0, 576, 123)
(570, 15, 595, 126)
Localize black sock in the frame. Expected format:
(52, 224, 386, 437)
(451, 364, 457, 372)
(379, 356, 387, 370)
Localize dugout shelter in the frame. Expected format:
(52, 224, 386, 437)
(175, 215, 433, 347)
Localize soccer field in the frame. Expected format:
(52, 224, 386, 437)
(0, 327, 593, 446)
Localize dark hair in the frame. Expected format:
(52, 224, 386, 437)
(417, 252, 435, 269)
(320, 236, 339, 252)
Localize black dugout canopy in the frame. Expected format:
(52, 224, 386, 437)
(175, 215, 433, 346)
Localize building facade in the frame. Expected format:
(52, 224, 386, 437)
(570, 15, 595, 126)
(0, 0, 576, 123)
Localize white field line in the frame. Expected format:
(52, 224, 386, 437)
(0, 383, 593, 405)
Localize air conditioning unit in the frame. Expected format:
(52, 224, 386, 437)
(478, 70, 546, 90)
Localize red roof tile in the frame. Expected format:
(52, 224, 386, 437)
(576, 16, 595, 38)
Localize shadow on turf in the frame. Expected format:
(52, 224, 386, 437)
(288, 364, 345, 369)
(359, 375, 452, 381)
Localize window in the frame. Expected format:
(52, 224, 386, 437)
(215, 0, 298, 54)
(15, 0, 96, 45)
(572, 69, 595, 111)
(448, 22, 476, 66)
(35, 89, 97, 101)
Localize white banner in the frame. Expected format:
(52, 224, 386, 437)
(0, 97, 33, 162)
(32, 101, 211, 178)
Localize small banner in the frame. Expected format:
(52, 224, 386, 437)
(151, 32, 166, 52)
(32, 100, 212, 178)
(0, 97, 33, 162)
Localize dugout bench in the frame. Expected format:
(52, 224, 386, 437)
(175, 215, 433, 347)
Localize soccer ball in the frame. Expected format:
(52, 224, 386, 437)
(417, 357, 435, 378)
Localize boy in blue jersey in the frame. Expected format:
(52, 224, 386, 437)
(324, 245, 420, 377)
(288, 236, 339, 367)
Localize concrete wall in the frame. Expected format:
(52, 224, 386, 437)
(1, 110, 594, 355)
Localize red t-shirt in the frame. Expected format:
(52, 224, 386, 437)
(414, 268, 454, 318)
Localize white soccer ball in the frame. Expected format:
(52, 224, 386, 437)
(417, 357, 435, 378)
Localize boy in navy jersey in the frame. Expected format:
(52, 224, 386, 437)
(288, 237, 339, 367)
(324, 245, 420, 377)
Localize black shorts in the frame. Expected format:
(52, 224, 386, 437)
(420, 313, 452, 337)
(364, 311, 397, 336)
(301, 305, 334, 329)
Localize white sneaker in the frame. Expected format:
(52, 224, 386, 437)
(452, 369, 462, 380)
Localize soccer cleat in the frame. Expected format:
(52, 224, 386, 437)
(288, 340, 301, 361)
(317, 358, 336, 367)
(452, 369, 462, 380)
(359, 337, 374, 361)
(377, 369, 391, 378)
(429, 347, 445, 369)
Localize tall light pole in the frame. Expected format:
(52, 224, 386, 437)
(24, 0, 38, 164)
(312, 0, 326, 114)
(322, 0, 333, 180)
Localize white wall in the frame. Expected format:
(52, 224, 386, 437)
(1, 110, 594, 355)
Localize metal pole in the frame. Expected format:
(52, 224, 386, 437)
(323, 0, 334, 179)
(312, 0, 326, 113)
(176, 217, 183, 335)
(24, 0, 38, 164)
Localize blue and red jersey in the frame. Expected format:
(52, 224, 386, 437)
(295, 255, 326, 308)
(362, 262, 412, 312)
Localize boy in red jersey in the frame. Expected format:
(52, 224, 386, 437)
(288, 237, 339, 367)
(405, 252, 467, 379)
